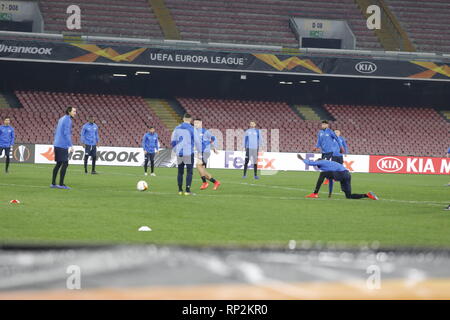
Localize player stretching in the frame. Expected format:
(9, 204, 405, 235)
(321, 129, 348, 195)
(298, 154, 378, 200)
(314, 120, 344, 185)
(51, 107, 76, 189)
(0, 117, 14, 173)
(331, 129, 348, 164)
(142, 126, 159, 176)
(243, 121, 262, 179)
(314, 121, 344, 160)
(81, 116, 99, 174)
(171, 114, 201, 195)
(193, 118, 221, 190)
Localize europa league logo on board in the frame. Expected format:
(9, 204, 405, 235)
(11, 144, 35, 163)
(13, 145, 30, 162)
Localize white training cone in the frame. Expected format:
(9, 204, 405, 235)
(138, 226, 152, 232)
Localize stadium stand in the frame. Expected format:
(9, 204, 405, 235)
(354, 0, 416, 52)
(323, 104, 450, 157)
(149, 0, 181, 40)
(385, 0, 450, 53)
(0, 92, 448, 157)
(36, 0, 382, 50)
(6, 0, 450, 54)
(165, 0, 382, 49)
(1, 91, 172, 148)
(38, 0, 164, 39)
(0, 93, 10, 109)
(179, 97, 449, 157)
(293, 105, 322, 121)
(177, 97, 302, 152)
(145, 99, 182, 131)
(439, 110, 450, 122)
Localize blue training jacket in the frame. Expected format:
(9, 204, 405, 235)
(171, 122, 201, 157)
(316, 128, 343, 153)
(332, 136, 348, 156)
(53, 115, 73, 149)
(80, 122, 99, 146)
(142, 132, 159, 153)
(303, 159, 348, 172)
(0, 125, 15, 148)
(196, 127, 216, 153)
(243, 128, 262, 149)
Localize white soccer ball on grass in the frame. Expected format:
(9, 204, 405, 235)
(137, 180, 148, 191)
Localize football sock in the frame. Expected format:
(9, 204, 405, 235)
(345, 192, 368, 199)
(201, 176, 207, 183)
(84, 156, 88, 173)
(314, 172, 328, 193)
(177, 165, 184, 190)
(5, 156, 10, 172)
(59, 162, 69, 186)
(243, 159, 249, 176)
(186, 172, 193, 191)
(52, 162, 62, 185)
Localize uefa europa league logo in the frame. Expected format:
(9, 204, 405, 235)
(18, 145, 26, 162)
(13, 145, 30, 162)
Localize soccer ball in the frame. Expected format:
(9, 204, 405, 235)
(137, 180, 148, 191)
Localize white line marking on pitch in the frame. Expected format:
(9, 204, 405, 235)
(0, 176, 447, 207)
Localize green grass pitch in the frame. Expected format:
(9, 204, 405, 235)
(0, 164, 449, 248)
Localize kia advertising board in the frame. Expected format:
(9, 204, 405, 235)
(369, 155, 450, 175)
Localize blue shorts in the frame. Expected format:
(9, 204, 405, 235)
(54, 147, 69, 162)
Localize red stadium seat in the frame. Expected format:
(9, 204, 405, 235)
(11, 91, 172, 148)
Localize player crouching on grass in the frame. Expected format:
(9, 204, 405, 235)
(297, 154, 378, 200)
(193, 118, 221, 190)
